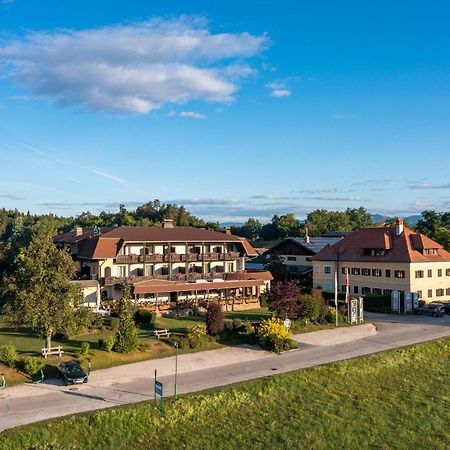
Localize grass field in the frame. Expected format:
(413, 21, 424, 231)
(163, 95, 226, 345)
(1, 337, 449, 449)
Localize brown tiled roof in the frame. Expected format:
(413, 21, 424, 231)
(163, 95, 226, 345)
(312, 226, 450, 263)
(225, 270, 273, 281)
(102, 226, 243, 243)
(53, 227, 114, 244)
(78, 237, 122, 259)
(133, 279, 264, 295)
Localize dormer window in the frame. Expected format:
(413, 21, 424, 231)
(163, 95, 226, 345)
(363, 248, 386, 256)
(423, 248, 438, 255)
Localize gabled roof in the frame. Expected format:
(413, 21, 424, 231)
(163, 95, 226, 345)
(237, 237, 258, 257)
(312, 226, 450, 263)
(78, 237, 122, 260)
(266, 236, 343, 256)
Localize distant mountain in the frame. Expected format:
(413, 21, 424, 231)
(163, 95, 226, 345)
(371, 214, 423, 227)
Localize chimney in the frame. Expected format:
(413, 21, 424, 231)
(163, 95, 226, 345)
(74, 226, 83, 237)
(163, 219, 174, 229)
(225, 227, 232, 235)
(304, 226, 310, 244)
(395, 218, 404, 236)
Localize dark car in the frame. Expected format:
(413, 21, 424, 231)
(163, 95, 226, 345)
(57, 361, 88, 385)
(431, 302, 450, 315)
(414, 303, 445, 317)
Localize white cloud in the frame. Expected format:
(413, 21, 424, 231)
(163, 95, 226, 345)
(0, 17, 269, 114)
(178, 111, 206, 120)
(408, 182, 450, 190)
(271, 89, 291, 97)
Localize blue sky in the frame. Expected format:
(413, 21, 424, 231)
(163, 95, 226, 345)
(1, 0, 450, 222)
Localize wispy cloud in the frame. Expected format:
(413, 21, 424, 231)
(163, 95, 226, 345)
(0, 193, 25, 200)
(0, 16, 269, 114)
(250, 194, 298, 200)
(303, 196, 367, 202)
(21, 143, 51, 158)
(88, 168, 126, 185)
(270, 89, 291, 97)
(178, 111, 206, 120)
(407, 182, 450, 190)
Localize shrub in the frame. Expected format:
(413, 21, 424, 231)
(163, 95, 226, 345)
(91, 314, 104, 330)
(205, 302, 225, 335)
(99, 335, 115, 352)
(24, 356, 45, 376)
(260, 293, 268, 308)
(134, 309, 155, 328)
(0, 344, 17, 368)
(110, 317, 120, 332)
(188, 323, 207, 337)
(80, 342, 90, 355)
(232, 318, 244, 331)
(238, 320, 255, 337)
(298, 295, 327, 323)
(258, 317, 294, 353)
(267, 280, 302, 319)
(74, 307, 95, 332)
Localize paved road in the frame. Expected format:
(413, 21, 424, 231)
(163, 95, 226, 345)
(1, 313, 449, 432)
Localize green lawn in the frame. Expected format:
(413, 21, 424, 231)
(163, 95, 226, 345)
(1, 337, 449, 450)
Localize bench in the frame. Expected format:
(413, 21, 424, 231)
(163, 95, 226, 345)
(153, 329, 170, 339)
(42, 345, 64, 358)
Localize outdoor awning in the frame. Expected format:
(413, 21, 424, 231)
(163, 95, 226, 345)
(133, 279, 264, 295)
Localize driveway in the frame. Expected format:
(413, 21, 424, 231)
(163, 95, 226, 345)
(1, 313, 449, 432)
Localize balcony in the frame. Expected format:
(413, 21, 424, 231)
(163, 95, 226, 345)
(103, 272, 226, 286)
(115, 251, 241, 264)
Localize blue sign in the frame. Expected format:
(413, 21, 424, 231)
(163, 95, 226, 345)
(155, 380, 163, 397)
(412, 292, 419, 309)
(391, 291, 400, 313)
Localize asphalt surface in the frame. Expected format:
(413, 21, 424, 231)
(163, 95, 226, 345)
(1, 312, 449, 433)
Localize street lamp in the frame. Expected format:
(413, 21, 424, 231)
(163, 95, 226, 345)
(173, 341, 179, 399)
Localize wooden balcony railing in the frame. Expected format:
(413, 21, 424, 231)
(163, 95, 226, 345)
(115, 251, 241, 264)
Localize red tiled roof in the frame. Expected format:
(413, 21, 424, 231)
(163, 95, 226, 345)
(312, 226, 450, 263)
(237, 237, 258, 257)
(133, 279, 264, 295)
(78, 237, 122, 259)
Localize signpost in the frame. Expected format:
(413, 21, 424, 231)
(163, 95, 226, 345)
(173, 341, 179, 400)
(412, 292, 419, 310)
(404, 291, 412, 313)
(334, 272, 338, 326)
(154, 370, 164, 418)
(350, 298, 359, 324)
(358, 297, 364, 323)
(391, 291, 400, 313)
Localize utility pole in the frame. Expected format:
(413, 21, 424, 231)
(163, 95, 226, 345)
(334, 271, 338, 327)
(174, 341, 179, 399)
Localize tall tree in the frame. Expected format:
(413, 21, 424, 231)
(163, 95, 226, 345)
(1, 221, 81, 349)
(113, 283, 139, 353)
(267, 280, 301, 319)
(415, 210, 450, 251)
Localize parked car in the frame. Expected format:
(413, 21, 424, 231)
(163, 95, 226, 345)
(430, 302, 450, 315)
(414, 303, 445, 317)
(57, 361, 88, 385)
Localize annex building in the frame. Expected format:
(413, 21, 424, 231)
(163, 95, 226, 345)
(312, 220, 450, 302)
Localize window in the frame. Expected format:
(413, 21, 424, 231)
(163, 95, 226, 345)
(324, 266, 331, 274)
(342, 267, 348, 274)
(427, 269, 432, 278)
(306, 257, 312, 262)
(446, 269, 450, 276)
(385, 269, 391, 278)
(424, 248, 438, 255)
(314, 266, 320, 273)
(383, 289, 392, 296)
(428, 289, 433, 298)
(353, 286, 359, 294)
(352, 268, 361, 275)
(372, 269, 382, 277)
(438, 269, 442, 277)
(362, 268, 370, 276)
(373, 288, 382, 295)
(417, 290, 422, 298)
(415, 270, 424, 278)
(363, 248, 386, 256)
(342, 285, 346, 292)
(118, 266, 127, 277)
(287, 256, 296, 262)
(395, 270, 405, 278)
(362, 287, 371, 294)
(446, 288, 450, 296)
(436, 288, 444, 297)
